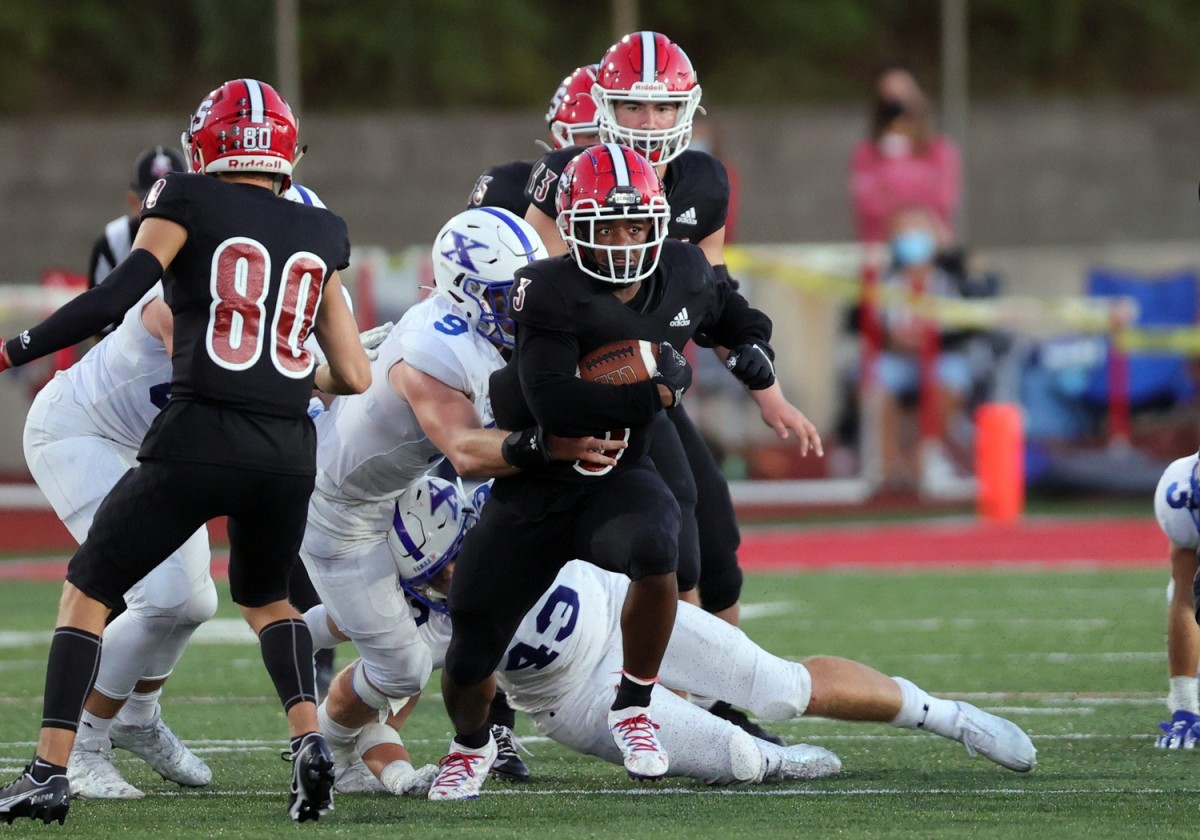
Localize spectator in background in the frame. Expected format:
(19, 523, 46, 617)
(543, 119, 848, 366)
(877, 205, 977, 487)
(850, 64, 961, 247)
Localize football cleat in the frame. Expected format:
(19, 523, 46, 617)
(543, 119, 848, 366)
(1155, 710, 1200, 749)
(67, 741, 145, 799)
(709, 701, 786, 747)
(489, 724, 531, 782)
(427, 737, 497, 801)
(952, 702, 1037, 772)
(285, 733, 335, 822)
(111, 715, 212, 787)
(771, 743, 843, 781)
(0, 766, 70, 825)
(608, 707, 669, 780)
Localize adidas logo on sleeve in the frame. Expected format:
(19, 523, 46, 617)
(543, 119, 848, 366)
(669, 307, 691, 327)
(674, 207, 698, 225)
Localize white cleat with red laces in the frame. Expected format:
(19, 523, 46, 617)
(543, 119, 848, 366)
(608, 706, 669, 780)
(427, 736, 498, 801)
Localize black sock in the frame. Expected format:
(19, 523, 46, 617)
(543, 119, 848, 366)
(41, 627, 101, 733)
(612, 674, 655, 711)
(28, 757, 66, 783)
(487, 689, 516, 730)
(258, 618, 316, 712)
(455, 725, 491, 750)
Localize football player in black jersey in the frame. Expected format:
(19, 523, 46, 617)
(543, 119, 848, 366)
(463, 62, 608, 783)
(430, 143, 783, 800)
(524, 32, 822, 745)
(466, 64, 602, 219)
(0, 79, 370, 825)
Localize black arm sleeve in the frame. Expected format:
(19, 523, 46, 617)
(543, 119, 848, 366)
(4, 248, 163, 367)
(518, 327, 661, 437)
(693, 270, 772, 352)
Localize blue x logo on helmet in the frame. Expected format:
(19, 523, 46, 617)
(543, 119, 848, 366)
(387, 476, 476, 615)
(432, 207, 548, 351)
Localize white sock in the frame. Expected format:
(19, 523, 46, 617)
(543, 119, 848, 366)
(76, 710, 115, 748)
(317, 701, 360, 750)
(120, 689, 162, 727)
(1168, 676, 1200, 714)
(889, 677, 960, 737)
(380, 759, 415, 791)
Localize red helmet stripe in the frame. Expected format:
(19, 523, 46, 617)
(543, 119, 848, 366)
(605, 143, 631, 185)
(640, 31, 656, 82)
(243, 78, 266, 123)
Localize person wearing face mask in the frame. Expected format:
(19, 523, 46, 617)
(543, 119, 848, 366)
(849, 63, 961, 247)
(875, 206, 978, 488)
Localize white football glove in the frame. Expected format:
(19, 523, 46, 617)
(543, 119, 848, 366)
(358, 321, 395, 361)
(309, 321, 395, 366)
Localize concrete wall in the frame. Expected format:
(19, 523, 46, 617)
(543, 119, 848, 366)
(0, 100, 1197, 474)
(2, 98, 1198, 292)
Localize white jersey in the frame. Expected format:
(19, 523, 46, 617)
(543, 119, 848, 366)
(45, 283, 169, 449)
(414, 560, 628, 715)
(1155, 454, 1200, 550)
(309, 295, 504, 537)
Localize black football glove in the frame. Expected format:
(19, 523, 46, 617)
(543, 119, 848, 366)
(654, 341, 692, 408)
(725, 341, 776, 390)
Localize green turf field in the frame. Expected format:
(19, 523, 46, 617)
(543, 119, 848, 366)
(0, 566, 1185, 838)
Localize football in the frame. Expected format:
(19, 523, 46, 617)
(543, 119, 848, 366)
(578, 340, 659, 385)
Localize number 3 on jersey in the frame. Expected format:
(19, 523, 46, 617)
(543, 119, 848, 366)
(207, 236, 325, 378)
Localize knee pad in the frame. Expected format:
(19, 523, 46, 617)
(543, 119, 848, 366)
(727, 727, 765, 784)
(352, 650, 431, 715)
(179, 578, 218, 626)
(699, 563, 743, 614)
(140, 563, 195, 614)
(616, 518, 679, 580)
(756, 662, 813, 722)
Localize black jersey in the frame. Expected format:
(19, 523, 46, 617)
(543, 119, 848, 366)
(467, 160, 534, 218)
(490, 240, 770, 486)
(141, 172, 350, 418)
(526, 147, 730, 243)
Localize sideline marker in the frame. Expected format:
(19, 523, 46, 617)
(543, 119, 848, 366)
(976, 403, 1024, 523)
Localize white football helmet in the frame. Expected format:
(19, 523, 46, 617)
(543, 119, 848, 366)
(432, 207, 548, 350)
(388, 476, 475, 615)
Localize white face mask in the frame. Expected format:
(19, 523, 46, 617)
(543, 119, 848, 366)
(879, 132, 912, 158)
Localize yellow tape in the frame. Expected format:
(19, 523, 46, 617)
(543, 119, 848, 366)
(726, 247, 1200, 354)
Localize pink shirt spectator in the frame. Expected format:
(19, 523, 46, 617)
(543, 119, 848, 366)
(850, 134, 961, 244)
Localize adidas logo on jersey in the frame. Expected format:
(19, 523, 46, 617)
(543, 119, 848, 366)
(669, 307, 691, 327)
(675, 207, 698, 225)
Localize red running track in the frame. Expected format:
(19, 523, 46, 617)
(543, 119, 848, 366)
(0, 511, 1165, 580)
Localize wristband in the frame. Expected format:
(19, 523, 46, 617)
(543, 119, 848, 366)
(501, 427, 550, 471)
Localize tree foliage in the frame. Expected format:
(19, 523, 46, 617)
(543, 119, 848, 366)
(1, 0, 1198, 114)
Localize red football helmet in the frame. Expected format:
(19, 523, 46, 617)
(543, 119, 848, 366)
(594, 32, 703, 165)
(545, 64, 601, 150)
(555, 143, 670, 285)
(181, 79, 299, 192)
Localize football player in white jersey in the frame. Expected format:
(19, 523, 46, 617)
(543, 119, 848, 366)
(298, 206, 623, 796)
(1151, 451, 1200, 747)
(307, 476, 1035, 789)
(22, 184, 369, 800)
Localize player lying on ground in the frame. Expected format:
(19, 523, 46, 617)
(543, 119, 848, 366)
(306, 477, 1036, 793)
